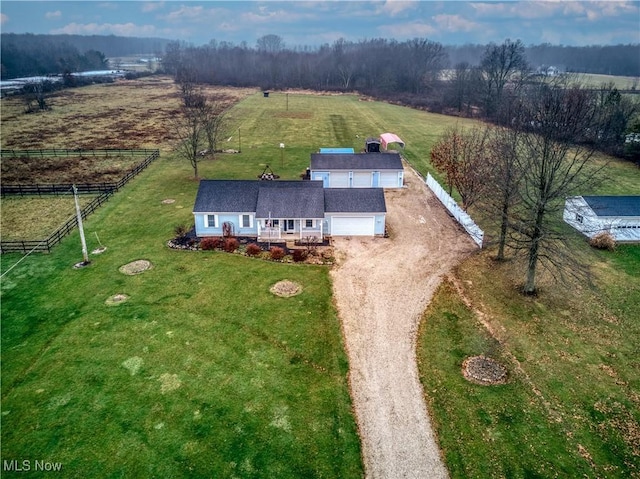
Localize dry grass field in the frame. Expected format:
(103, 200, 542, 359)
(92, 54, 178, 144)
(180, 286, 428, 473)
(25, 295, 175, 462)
(0, 195, 95, 240)
(0, 76, 256, 150)
(1, 153, 144, 184)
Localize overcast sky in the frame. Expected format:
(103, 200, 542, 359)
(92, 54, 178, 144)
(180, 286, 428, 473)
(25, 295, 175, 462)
(1, 1, 638, 47)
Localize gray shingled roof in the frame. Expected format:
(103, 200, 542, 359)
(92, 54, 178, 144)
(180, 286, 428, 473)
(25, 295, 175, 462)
(193, 180, 325, 217)
(310, 152, 403, 170)
(193, 180, 260, 213)
(194, 180, 387, 217)
(324, 188, 387, 213)
(583, 196, 640, 217)
(256, 181, 325, 218)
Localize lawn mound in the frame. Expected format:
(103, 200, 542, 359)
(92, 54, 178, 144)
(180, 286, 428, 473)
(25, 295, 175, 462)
(105, 293, 129, 306)
(462, 355, 508, 385)
(119, 260, 153, 275)
(270, 280, 302, 297)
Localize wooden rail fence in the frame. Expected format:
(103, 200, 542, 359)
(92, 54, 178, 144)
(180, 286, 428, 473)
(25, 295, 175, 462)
(1, 149, 160, 253)
(1, 191, 113, 254)
(1, 149, 160, 196)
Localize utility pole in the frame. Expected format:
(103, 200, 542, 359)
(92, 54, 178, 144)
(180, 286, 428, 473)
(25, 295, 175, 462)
(73, 185, 90, 264)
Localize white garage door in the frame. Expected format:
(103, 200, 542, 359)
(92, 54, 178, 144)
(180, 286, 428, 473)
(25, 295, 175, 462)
(380, 171, 399, 188)
(330, 172, 350, 188)
(353, 171, 372, 188)
(331, 216, 375, 236)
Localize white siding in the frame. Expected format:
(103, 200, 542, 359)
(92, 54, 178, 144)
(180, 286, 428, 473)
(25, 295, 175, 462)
(331, 216, 375, 236)
(380, 171, 399, 188)
(353, 172, 372, 188)
(330, 172, 350, 188)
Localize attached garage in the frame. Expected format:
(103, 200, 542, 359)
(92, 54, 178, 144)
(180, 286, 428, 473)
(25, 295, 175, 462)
(353, 171, 372, 188)
(380, 171, 402, 188)
(331, 216, 375, 236)
(324, 188, 387, 237)
(330, 171, 350, 188)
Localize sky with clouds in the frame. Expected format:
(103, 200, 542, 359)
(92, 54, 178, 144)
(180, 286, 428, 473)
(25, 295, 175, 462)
(1, 1, 638, 47)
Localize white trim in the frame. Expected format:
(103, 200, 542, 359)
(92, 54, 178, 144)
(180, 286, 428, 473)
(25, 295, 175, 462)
(239, 213, 253, 229)
(330, 216, 375, 236)
(204, 214, 218, 228)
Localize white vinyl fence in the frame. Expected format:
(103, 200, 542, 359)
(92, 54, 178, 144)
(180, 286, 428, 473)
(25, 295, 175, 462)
(426, 173, 484, 247)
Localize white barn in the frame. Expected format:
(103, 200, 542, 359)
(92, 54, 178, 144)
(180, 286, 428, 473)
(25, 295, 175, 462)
(563, 196, 640, 243)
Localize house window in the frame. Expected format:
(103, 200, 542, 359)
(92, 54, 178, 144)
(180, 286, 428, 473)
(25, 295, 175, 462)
(272, 219, 280, 226)
(575, 213, 584, 224)
(305, 219, 314, 228)
(205, 214, 217, 228)
(241, 214, 251, 228)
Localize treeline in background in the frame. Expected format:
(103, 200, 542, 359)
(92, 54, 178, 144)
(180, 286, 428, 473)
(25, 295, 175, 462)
(2, 33, 638, 81)
(2, 34, 638, 160)
(0, 33, 170, 79)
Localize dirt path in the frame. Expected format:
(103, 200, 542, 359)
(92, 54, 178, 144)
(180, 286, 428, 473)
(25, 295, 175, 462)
(330, 165, 475, 478)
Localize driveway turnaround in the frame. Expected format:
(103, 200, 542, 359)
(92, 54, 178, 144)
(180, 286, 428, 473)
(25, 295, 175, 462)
(330, 165, 475, 478)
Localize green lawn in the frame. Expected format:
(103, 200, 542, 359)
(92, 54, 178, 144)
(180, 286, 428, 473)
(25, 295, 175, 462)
(1, 153, 361, 477)
(1, 196, 96, 240)
(418, 243, 640, 478)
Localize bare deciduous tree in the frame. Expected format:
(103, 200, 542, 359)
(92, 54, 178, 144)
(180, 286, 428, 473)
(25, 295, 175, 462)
(480, 39, 529, 120)
(508, 81, 604, 294)
(23, 81, 50, 113)
(201, 99, 229, 154)
(170, 104, 206, 178)
(483, 125, 523, 260)
(430, 126, 490, 211)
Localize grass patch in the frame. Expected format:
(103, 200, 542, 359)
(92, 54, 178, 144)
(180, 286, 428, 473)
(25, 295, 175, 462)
(0, 195, 96, 240)
(1, 153, 143, 184)
(570, 73, 639, 90)
(418, 246, 640, 478)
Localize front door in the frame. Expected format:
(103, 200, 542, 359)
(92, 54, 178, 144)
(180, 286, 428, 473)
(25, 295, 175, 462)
(283, 219, 295, 232)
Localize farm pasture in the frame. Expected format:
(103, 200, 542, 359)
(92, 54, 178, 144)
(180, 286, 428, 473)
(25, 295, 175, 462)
(1, 195, 96, 240)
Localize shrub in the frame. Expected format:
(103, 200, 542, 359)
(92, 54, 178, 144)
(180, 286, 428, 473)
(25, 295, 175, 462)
(292, 249, 308, 262)
(174, 224, 190, 239)
(589, 232, 616, 251)
(245, 243, 262, 257)
(200, 237, 221, 250)
(223, 238, 239, 253)
(270, 246, 285, 261)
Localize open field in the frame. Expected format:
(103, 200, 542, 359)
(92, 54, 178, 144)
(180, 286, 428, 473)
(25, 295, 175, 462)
(1, 153, 145, 185)
(2, 76, 639, 477)
(573, 73, 639, 90)
(1, 195, 96, 240)
(0, 76, 256, 150)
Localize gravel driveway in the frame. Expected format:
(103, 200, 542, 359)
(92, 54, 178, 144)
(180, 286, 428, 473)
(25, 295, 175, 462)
(330, 164, 475, 478)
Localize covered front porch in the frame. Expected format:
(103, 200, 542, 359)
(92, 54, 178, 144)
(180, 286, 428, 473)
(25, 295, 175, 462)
(257, 217, 323, 242)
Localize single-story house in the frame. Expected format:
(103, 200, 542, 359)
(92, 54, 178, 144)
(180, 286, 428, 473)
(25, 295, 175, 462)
(563, 195, 640, 242)
(193, 179, 386, 240)
(309, 152, 404, 188)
